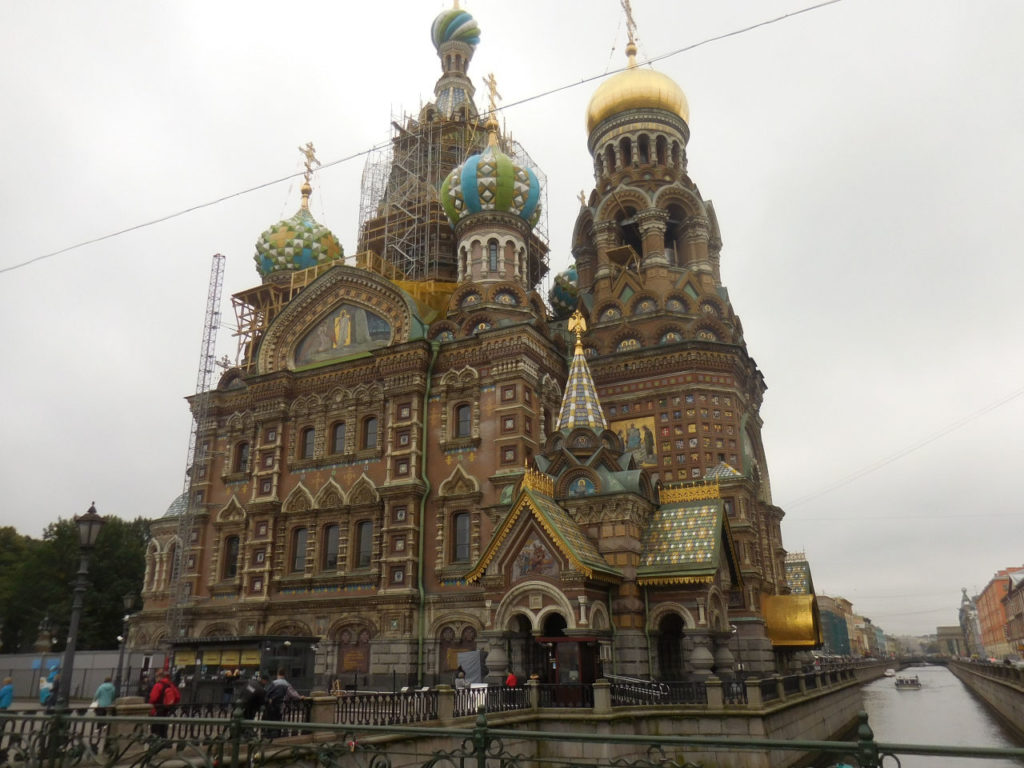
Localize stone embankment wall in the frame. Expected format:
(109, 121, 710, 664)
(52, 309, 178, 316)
(948, 660, 1024, 739)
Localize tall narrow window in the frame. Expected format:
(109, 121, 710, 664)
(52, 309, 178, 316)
(332, 422, 346, 454)
(301, 427, 315, 459)
(363, 417, 378, 450)
(356, 521, 373, 568)
(488, 240, 499, 272)
(224, 536, 240, 579)
(234, 442, 249, 473)
(291, 527, 308, 573)
(453, 512, 470, 562)
(455, 404, 472, 438)
(323, 524, 339, 570)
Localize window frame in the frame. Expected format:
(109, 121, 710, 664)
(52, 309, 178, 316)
(331, 422, 346, 455)
(291, 527, 308, 573)
(300, 426, 315, 459)
(362, 417, 378, 450)
(322, 524, 339, 570)
(454, 403, 472, 438)
(355, 520, 373, 569)
(223, 535, 240, 580)
(452, 512, 471, 563)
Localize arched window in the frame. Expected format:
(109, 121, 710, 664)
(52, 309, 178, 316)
(638, 134, 650, 164)
(454, 404, 472, 438)
(291, 527, 308, 573)
(323, 524, 339, 570)
(363, 417, 378, 450)
(355, 521, 373, 569)
(605, 144, 616, 174)
(301, 427, 315, 459)
(488, 240, 499, 272)
(656, 135, 668, 165)
(234, 442, 249, 473)
(223, 536, 240, 580)
(331, 422, 346, 454)
(452, 512, 470, 562)
(620, 137, 633, 166)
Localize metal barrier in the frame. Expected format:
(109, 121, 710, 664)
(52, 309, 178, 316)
(336, 689, 438, 725)
(3, 707, 1024, 768)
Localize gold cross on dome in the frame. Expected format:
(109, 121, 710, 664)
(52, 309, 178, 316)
(299, 141, 320, 184)
(621, 0, 637, 46)
(484, 72, 502, 114)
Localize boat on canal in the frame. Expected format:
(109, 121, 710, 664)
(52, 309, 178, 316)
(894, 675, 921, 690)
(883, 668, 896, 677)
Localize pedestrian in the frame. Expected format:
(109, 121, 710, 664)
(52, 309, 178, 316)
(504, 670, 518, 687)
(239, 672, 266, 720)
(264, 668, 300, 737)
(0, 677, 13, 709)
(454, 669, 470, 690)
(44, 673, 60, 712)
(93, 676, 116, 716)
(147, 670, 181, 738)
(38, 676, 50, 706)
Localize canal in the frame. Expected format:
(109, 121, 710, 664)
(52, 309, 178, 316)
(861, 664, 1024, 766)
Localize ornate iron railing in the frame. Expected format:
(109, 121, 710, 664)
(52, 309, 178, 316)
(3, 707, 1024, 768)
(337, 689, 439, 725)
(537, 682, 594, 708)
(607, 675, 670, 706)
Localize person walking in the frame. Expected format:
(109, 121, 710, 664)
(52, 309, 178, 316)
(0, 677, 13, 710)
(147, 670, 181, 738)
(504, 670, 518, 687)
(264, 669, 300, 738)
(239, 672, 266, 720)
(93, 676, 116, 716)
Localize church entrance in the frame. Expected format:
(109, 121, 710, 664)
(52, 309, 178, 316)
(656, 613, 685, 680)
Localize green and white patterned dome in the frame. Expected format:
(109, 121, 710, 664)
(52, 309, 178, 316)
(439, 130, 542, 228)
(254, 183, 343, 278)
(549, 264, 579, 319)
(430, 7, 481, 50)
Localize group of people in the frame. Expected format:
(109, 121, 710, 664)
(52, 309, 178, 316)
(453, 669, 519, 688)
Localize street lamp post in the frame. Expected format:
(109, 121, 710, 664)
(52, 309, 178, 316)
(114, 593, 136, 697)
(56, 503, 105, 709)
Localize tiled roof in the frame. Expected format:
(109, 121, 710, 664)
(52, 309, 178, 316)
(638, 499, 723, 585)
(556, 337, 607, 432)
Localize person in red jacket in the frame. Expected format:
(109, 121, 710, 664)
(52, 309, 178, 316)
(505, 670, 518, 687)
(148, 671, 180, 737)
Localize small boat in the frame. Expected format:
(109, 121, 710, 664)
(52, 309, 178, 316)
(884, 668, 896, 677)
(895, 675, 921, 690)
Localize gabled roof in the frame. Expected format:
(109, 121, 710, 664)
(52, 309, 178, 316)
(465, 473, 621, 584)
(638, 498, 736, 586)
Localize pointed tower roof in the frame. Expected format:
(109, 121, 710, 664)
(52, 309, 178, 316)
(555, 310, 607, 432)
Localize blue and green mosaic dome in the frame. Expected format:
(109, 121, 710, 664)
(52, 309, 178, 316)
(549, 264, 579, 319)
(254, 205, 343, 278)
(431, 8, 481, 50)
(440, 141, 542, 227)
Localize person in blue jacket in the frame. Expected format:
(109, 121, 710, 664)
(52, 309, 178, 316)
(0, 677, 13, 709)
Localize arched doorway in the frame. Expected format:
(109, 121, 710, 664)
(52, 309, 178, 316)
(507, 615, 537, 681)
(657, 613, 685, 680)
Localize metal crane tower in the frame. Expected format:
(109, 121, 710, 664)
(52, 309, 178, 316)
(166, 253, 225, 641)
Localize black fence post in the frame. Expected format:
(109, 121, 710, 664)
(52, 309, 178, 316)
(472, 705, 489, 768)
(227, 701, 244, 768)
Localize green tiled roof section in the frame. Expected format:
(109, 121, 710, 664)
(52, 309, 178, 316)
(785, 560, 812, 595)
(524, 489, 621, 579)
(639, 500, 723, 575)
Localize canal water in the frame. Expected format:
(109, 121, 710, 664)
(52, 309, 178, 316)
(860, 664, 1024, 766)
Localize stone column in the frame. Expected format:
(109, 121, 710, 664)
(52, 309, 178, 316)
(436, 684, 455, 724)
(592, 678, 611, 714)
(636, 209, 668, 266)
(712, 635, 736, 680)
(688, 630, 715, 681)
(704, 675, 723, 709)
(745, 678, 763, 707)
(480, 631, 508, 685)
(309, 693, 336, 741)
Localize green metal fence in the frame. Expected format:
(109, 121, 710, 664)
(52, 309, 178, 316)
(3, 706, 1024, 768)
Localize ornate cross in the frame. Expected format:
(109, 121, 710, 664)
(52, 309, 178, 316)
(299, 141, 320, 184)
(484, 72, 502, 115)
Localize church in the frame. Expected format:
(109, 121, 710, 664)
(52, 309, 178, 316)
(134, 4, 817, 691)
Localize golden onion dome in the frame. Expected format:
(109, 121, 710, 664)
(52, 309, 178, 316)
(586, 41, 689, 134)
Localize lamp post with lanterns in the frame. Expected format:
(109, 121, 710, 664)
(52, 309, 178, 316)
(56, 503, 105, 708)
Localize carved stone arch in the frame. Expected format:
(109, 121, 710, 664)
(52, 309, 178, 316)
(628, 292, 659, 316)
(352, 382, 385, 405)
(202, 623, 235, 638)
(289, 394, 323, 418)
(438, 464, 480, 498)
(559, 468, 600, 497)
(528, 293, 548, 320)
(152, 631, 169, 648)
(283, 483, 314, 514)
(572, 207, 596, 252)
(647, 601, 697, 632)
(689, 317, 729, 343)
(326, 386, 349, 408)
(134, 631, 150, 647)
(315, 478, 346, 509)
(451, 283, 484, 310)
(463, 314, 495, 336)
(589, 600, 611, 631)
(257, 265, 417, 375)
(267, 619, 314, 637)
(144, 540, 160, 592)
(348, 473, 380, 506)
(225, 410, 254, 432)
(654, 323, 686, 344)
(429, 321, 459, 342)
(494, 580, 577, 633)
(653, 185, 708, 219)
(594, 300, 624, 324)
(540, 373, 561, 404)
(326, 616, 378, 642)
(594, 188, 652, 223)
(611, 326, 646, 352)
(441, 366, 479, 389)
(216, 496, 246, 524)
(706, 587, 729, 633)
(485, 281, 527, 306)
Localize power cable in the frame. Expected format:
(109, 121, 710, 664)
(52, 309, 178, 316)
(0, 0, 845, 276)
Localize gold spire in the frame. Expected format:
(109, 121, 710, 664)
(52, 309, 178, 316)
(568, 309, 586, 355)
(298, 141, 320, 210)
(483, 72, 502, 145)
(621, 0, 638, 67)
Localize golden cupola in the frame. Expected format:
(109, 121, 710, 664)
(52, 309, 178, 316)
(586, 39, 689, 134)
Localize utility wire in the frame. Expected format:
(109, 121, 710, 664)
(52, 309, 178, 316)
(0, 0, 845, 276)
(783, 383, 1024, 509)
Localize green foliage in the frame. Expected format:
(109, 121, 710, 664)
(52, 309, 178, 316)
(0, 516, 150, 653)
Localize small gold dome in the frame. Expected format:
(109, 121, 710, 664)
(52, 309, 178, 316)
(586, 53, 689, 134)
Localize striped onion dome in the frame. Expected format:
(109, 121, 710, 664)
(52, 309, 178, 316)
(549, 264, 579, 319)
(431, 7, 481, 50)
(254, 184, 343, 278)
(440, 128, 542, 227)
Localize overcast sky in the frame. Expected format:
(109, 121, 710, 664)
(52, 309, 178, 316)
(2, 0, 1022, 637)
